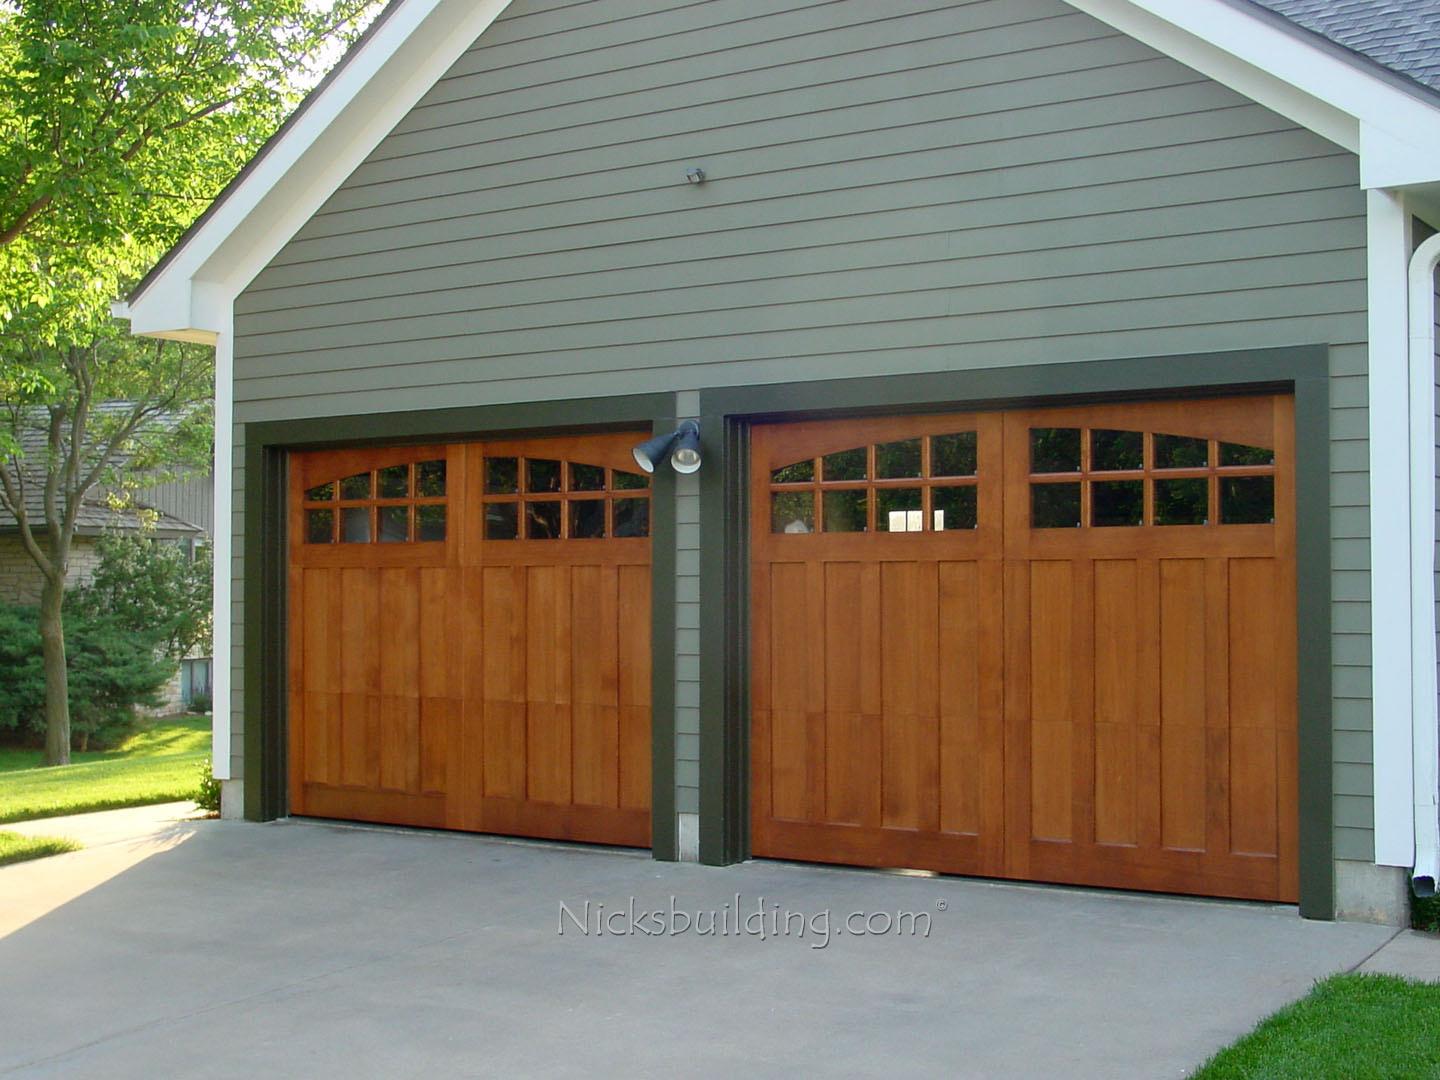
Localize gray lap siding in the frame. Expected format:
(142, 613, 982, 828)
(230, 0, 1372, 856)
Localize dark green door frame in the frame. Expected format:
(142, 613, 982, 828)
(241, 392, 681, 861)
(697, 345, 1334, 919)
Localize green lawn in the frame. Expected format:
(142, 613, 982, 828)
(0, 830, 81, 866)
(0, 715, 209, 823)
(1190, 973, 1440, 1079)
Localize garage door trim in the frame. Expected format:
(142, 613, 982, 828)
(697, 345, 1334, 919)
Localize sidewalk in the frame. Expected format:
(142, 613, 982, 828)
(4, 801, 207, 847)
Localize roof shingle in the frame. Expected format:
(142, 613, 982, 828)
(1249, 0, 1440, 95)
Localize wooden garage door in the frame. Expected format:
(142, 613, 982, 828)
(751, 395, 1297, 901)
(288, 432, 652, 847)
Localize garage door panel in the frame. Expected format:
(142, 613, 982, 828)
(378, 696, 420, 794)
(301, 692, 337, 786)
(754, 396, 1296, 901)
(571, 703, 620, 808)
(482, 700, 527, 800)
(419, 697, 452, 796)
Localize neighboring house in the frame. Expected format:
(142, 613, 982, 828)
(0, 413, 215, 709)
(122, 0, 1440, 924)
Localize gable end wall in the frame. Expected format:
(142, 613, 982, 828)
(232, 0, 1373, 863)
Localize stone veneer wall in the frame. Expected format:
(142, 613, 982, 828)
(0, 535, 104, 606)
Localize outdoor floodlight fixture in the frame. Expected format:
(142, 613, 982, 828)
(632, 420, 702, 474)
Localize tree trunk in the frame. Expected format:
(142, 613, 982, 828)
(39, 575, 70, 766)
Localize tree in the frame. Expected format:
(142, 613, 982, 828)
(0, 0, 380, 763)
(72, 531, 213, 661)
(0, 0, 377, 341)
(0, 325, 211, 763)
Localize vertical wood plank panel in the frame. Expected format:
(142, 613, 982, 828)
(1093, 559, 1139, 845)
(1159, 558, 1207, 851)
(1029, 560, 1073, 842)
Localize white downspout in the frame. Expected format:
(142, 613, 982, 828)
(1408, 230, 1440, 894)
(211, 325, 234, 784)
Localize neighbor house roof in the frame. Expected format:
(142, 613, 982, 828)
(0, 404, 205, 539)
(1250, 0, 1440, 95)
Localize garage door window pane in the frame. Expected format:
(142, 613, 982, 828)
(570, 499, 606, 538)
(416, 459, 446, 497)
(1091, 430, 1143, 472)
(1219, 442, 1274, 467)
(1154, 434, 1208, 469)
(378, 464, 409, 498)
(528, 459, 562, 493)
(1031, 482, 1081, 528)
(933, 486, 977, 530)
(379, 506, 409, 542)
(771, 459, 815, 484)
(570, 463, 605, 492)
(306, 509, 334, 543)
(772, 492, 814, 533)
(305, 481, 334, 501)
(876, 438, 921, 479)
(485, 502, 518, 540)
(1154, 478, 1208, 525)
(342, 507, 371, 542)
(416, 505, 446, 542)
(1031, 429, 1081, 473)
(822, 490, 867, 532)
(614, 498, 650, 538)
(341, 473, 371, 500)
(1220, 476, 1274, 524)
(485, 457, 519, 494)
(613, 470, 649, 490)
(822, 447, 867, 482)
(527, 501, 562, 539)
(1093, 480, 1144, 527)
(877, 488, 923, 532)
(931, 432, 977, 477)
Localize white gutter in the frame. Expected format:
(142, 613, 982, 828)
(1409, 230, 1440, 895)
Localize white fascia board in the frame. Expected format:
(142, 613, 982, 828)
(1067, 0, 1440, 188)
(126, 0, 516, 339)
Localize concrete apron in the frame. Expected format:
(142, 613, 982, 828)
(0, 819, 1424, 1080)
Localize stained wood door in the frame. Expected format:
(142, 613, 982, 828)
(751, 395, 1298, 901)
(288, 431, 651, 847)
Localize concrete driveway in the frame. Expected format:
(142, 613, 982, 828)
(0, 818, 1422, 1079)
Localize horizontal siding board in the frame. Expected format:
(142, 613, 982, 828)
(1334, 827, 1374, 862)
(1333, 731, 1373, 763)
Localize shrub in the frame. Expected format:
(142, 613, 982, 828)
(187, 689, 213, 715)
(194, 757, 222, 814)
(0, 603, 175, 750)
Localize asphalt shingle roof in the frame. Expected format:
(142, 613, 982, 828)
(1249, 0, 1440, 95)
(0, 404, 203, 538)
